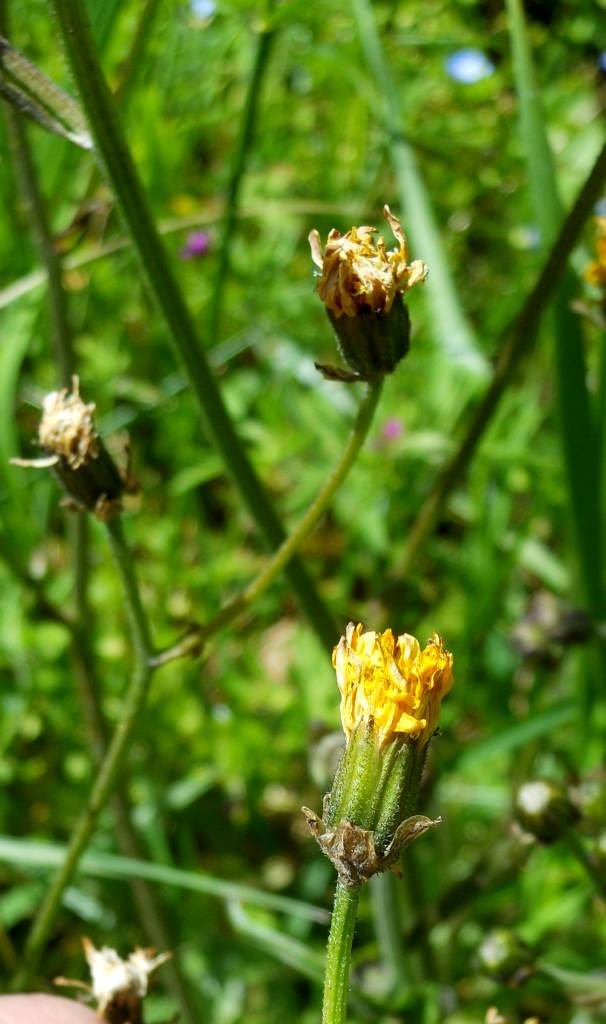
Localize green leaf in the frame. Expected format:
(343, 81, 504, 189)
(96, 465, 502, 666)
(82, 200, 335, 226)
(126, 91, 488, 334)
(226, 901, 325, 981)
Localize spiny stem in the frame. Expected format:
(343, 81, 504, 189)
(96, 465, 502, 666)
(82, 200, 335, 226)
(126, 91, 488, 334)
(153, 379, 384, 664)
(47, 0, 335, 650)
(14, 516, 155, 989)
(323, 881, 361, 1024)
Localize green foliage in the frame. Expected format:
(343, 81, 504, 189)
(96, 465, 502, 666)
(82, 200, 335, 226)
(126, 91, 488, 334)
(1, 0, 606, 1020)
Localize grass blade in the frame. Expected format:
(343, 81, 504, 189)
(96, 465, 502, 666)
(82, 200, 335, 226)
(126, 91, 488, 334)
(0, 836, 330, 924)
(506, 0, 604, 618)
(353, 0, 489, 382)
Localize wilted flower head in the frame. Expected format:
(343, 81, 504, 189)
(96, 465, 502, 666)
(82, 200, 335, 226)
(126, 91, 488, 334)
(83, 938, 171, 1019)
(309, 205, 427, 320)
(38, 377, 98, 468)
(334, 623, 453, 747)
(584, 216, 606, 291)
(11, 377, 127, 517)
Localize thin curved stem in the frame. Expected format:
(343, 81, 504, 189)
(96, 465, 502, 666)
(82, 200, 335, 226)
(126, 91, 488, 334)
(323, 881, 361, 1024)
(398, 136, 606, 577)
(153, 378, 384, 664)
(13, 516, 155, 989)
(563, 829, 606, 901)
(47, 0, 335, 650)
(207, 5, 274, 344)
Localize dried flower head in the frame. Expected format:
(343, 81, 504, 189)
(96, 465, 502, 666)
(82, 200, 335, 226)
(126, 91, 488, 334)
(584, 216, 606, 291)
(11, 377, 127, 517)
(334, 623, 453, 747)
(309, 205, 427, 320)
(38, 376, 98, 468)
(485, 1012, 540, 1024)
(83, 938, 171, 1020)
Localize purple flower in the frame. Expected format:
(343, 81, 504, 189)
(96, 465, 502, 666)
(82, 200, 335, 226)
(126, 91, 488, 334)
(381, 418, 404, 442)
(179, 230, 210, 261)
(445, 49, 495, 85)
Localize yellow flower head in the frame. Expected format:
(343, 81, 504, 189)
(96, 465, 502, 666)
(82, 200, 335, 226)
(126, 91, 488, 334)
(334, 623, 453, 747)
(584, 216, 606, 291)
(309, 206, 427, 319)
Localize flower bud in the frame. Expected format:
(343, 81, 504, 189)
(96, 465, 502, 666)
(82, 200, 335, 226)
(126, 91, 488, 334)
(591, 831, 606, 877)
(477, 929, 534, 984)
(309, 206, 427, 381)
(514, 779, 579, 844)
(570, 774, 606, 837)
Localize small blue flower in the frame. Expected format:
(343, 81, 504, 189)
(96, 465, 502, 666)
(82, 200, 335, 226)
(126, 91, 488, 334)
(445, 49, 495, 85)
(598, 51, 606, 73)
(594, 197, 606, 217)
(192, 0, 216, 18)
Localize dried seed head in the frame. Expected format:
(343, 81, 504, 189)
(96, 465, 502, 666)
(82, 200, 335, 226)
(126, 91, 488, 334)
(38, 377, 98, 468)
(83, 938, 171, 1022)
(11, 377, 126, 516)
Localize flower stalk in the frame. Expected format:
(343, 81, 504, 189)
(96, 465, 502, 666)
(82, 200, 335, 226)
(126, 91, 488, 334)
(152, 377, 384, 665)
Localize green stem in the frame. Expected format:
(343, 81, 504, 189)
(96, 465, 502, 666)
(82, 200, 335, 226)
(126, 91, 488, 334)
(47, 0, 335, 650)
(70, 519, 197, 1024)
(81, 0, 162, 204)
(207, 7, 274, 344)
(323, 880, 361, 1024)
(0, 0, 74, 385)
(563, 829, 606, 901)
(398, 136, 606, 578)
(153, 379, 384, 663)
(14, 516, 155, 989)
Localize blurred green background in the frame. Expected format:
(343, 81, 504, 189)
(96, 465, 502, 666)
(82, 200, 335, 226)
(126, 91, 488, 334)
(1, 0, 606, 1020)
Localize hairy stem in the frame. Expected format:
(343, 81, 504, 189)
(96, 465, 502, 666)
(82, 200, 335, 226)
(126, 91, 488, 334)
(322, 881, 361, 1024)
